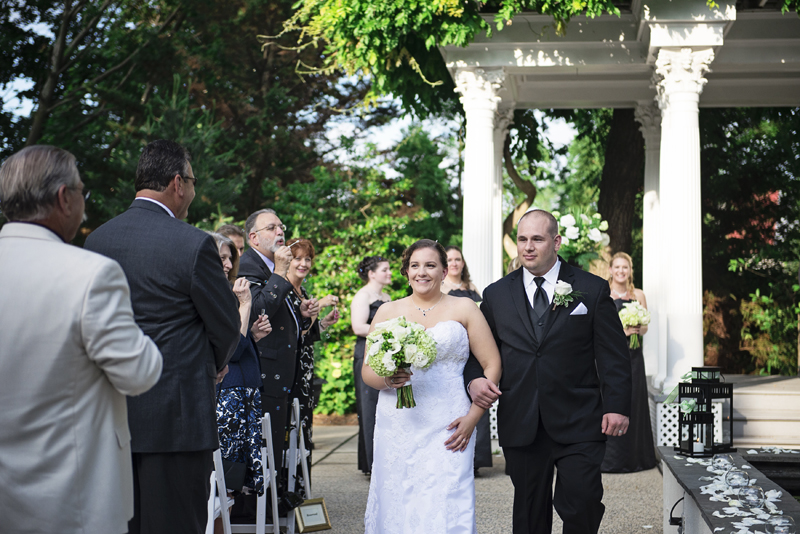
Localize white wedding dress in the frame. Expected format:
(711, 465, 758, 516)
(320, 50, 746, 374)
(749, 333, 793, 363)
(364, 320, 476, 534)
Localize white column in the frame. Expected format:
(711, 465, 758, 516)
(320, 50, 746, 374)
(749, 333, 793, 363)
(493, 104, 515, 286)
(455, 68, 505, 293)
(635, 101, 663, 385)
(653, 47, 714, 390)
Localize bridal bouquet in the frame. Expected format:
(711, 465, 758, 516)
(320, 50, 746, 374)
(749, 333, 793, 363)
(618, 301, 651, 349)
(366, 316, 437, 408)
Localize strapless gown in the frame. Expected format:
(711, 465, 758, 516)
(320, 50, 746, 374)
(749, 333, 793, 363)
(364, 320, 476, 534)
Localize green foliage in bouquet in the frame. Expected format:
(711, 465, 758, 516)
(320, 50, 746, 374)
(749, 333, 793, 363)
(552, 209, 610, 270)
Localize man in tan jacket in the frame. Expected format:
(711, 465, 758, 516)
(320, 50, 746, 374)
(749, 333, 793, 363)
(0, 145, 163, 534)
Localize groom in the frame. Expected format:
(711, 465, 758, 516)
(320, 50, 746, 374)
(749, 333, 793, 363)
(465, 208, 631, 534)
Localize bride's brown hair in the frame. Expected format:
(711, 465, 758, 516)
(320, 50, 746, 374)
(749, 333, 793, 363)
(400, 239, 447, 278)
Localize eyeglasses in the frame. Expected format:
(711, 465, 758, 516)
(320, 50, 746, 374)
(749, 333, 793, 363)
(71, 185, 91, 201)
(254, 224, 287, 233)
(181, 174, 197, 186)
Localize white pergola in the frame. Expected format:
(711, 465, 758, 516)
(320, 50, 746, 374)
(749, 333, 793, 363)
(441, 0, 800, 391)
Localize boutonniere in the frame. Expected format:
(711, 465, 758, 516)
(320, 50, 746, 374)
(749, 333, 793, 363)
(552, 280, 585, 310)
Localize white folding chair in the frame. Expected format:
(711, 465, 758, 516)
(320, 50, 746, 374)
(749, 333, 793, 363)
(231, 413, 280, 534)
(206, 448, 234, 534)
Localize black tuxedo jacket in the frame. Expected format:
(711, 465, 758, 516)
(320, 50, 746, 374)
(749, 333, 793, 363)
(238, 248, 309, 397)
(465, 259, 631, 447)
(84, 199, 240, 452)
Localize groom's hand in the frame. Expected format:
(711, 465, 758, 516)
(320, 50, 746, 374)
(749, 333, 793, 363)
(602, 413, 630, 436)
(468, 378, 501, 410)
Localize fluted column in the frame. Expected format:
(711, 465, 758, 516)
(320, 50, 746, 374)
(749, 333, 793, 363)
(455, 68, 505, 293)
(493, 104, 515, 285)
(653, 47, 714, 390)
(635, 101, 663, 384)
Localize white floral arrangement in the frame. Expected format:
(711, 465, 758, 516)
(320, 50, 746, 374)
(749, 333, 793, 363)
(552, 209, 610, 270)
(366, 316, 437, 408)
(618, 301, 651, 349)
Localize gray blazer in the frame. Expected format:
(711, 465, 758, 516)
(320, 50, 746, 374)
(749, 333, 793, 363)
(0, 223, 163, 533)
(85, 199, 240, 452)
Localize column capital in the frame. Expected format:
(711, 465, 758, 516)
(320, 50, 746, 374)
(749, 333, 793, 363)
(635, 100, 662, 141)
(495, 101, 516, 135)
(454, 68, 506, 113)
(652, 47, 714, 110)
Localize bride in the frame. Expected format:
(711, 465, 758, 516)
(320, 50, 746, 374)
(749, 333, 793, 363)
(362, 239, 502, 533)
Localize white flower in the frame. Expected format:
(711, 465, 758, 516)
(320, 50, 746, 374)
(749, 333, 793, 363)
(554, 280, 573, 296)
(404, 343, 419, 362)
(381, 353, 397, 372)
(368, 341, 382, 357)
(560, 236, 569, 246)
(580, 213, 591, 224)
(560, 214, 576, 228)
(599, 220, 609, 231)
(600, 232, 610, 247)
(587, 228, 602, 242)
(565, 226, 580, 240)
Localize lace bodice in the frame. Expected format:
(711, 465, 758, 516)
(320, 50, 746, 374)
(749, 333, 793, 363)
(411, 320, 470, 380)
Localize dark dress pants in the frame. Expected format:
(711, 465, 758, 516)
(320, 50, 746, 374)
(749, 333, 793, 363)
(128, 450, 213, 534)
(504, 420, 606, 534)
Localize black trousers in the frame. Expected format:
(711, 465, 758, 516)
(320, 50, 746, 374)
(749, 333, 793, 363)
(504, 421, 606, 534)
(128, 450, 213, 534)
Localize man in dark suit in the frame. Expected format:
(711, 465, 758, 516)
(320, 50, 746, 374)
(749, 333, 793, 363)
(237, 209, 320, 459)
(85, 140, 240, 534)
(465, 209, 631, 534)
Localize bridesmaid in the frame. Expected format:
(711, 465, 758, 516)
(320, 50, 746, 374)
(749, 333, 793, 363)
(443, 245, 492, 474)
(350, 256, 392, 475)
(602, 252, 657, 473)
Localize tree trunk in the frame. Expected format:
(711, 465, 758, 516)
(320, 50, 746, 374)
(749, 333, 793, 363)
(597, 108, 644, 255)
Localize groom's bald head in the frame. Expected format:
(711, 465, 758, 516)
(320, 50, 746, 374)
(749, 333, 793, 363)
(518, 209, 558, 238)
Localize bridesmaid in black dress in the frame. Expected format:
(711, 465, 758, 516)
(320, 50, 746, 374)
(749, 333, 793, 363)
(602, 251, 657, 473)
(443, 246, 492, 473)
(350, 256, 392, 474)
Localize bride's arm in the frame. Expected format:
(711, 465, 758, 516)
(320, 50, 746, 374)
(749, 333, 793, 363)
(360, 303, 413, 391)
(444, 300, 502, 452)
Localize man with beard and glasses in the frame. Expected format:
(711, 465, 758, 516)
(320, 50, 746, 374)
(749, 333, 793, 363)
(237, 210, 320, 509)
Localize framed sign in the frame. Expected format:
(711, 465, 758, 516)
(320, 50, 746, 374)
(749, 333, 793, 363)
(295, 497, 331, 532)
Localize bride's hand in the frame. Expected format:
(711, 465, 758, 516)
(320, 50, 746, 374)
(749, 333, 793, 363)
(444, 414, 478, 452)
(385, 369, 412, 389)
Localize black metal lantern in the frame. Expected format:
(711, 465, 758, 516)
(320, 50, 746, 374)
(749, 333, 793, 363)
(675, 366, 736, 457)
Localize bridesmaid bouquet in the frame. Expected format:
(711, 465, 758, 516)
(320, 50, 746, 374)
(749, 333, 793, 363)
(618, 302, 651, 349)
(366, 316, 437, 408)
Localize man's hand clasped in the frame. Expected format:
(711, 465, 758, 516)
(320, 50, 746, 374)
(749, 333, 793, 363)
(468, 377, 502, 410)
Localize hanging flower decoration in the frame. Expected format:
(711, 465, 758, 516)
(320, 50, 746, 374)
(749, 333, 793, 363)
(552, 209, 610, 270)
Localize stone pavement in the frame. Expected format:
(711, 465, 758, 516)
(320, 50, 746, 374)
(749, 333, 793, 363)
(309, 425, 664, 533)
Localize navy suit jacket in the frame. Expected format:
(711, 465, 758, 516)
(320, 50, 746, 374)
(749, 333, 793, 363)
(84, 199, 240, 452)
(465, 259, 631, 447)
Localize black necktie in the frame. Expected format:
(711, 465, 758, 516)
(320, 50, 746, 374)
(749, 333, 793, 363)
(533, 277, 548, 317)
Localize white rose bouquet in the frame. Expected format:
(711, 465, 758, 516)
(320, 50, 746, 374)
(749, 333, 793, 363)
(618, 301, 651, 349)
(366, 316, 437, 408)
(552, 209, 610, 270)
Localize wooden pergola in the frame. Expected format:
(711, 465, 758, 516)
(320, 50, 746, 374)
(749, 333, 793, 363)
(441, 0, 800, 390)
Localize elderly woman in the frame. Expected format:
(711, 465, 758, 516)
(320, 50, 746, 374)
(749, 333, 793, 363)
(207, 232, 272, 496)
(285, 238, 340, 493)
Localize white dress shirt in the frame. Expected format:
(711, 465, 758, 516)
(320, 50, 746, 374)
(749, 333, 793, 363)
(138, 197, 175, 218)
(522, 259, 561, 308)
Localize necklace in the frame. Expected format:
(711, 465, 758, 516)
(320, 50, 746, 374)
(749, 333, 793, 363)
(611, 287, 628, 298)
(411, 293, 444, 317)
